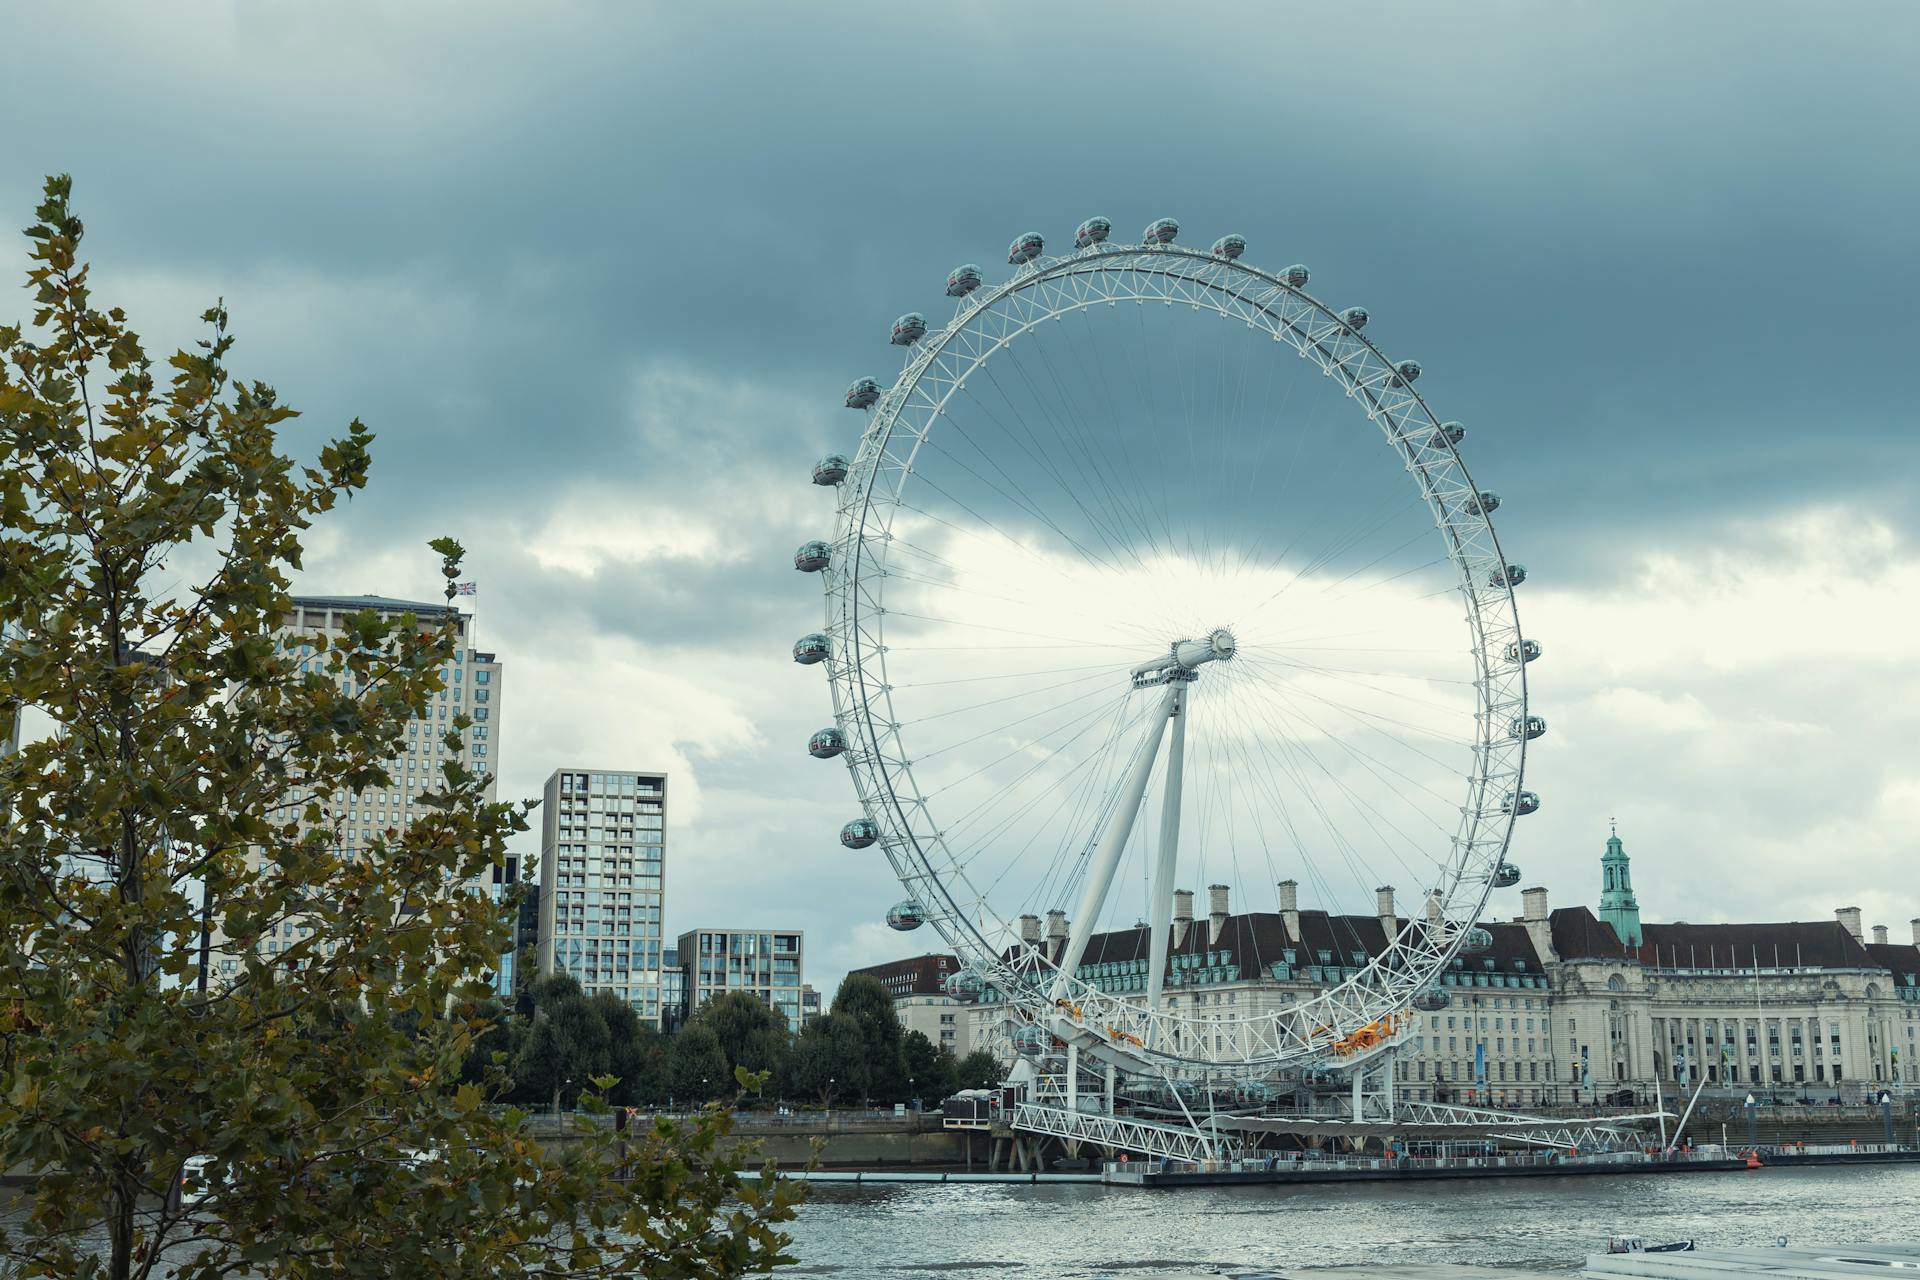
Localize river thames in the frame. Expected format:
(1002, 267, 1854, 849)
(782, 1166, 1920, 1277)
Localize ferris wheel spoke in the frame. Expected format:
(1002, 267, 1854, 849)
(1022, 324, 1168, 559)
(1227, 667, 1461, 850)
(969, 363, 1139, 565)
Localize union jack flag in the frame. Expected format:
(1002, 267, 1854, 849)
(454, 582, 477, 596)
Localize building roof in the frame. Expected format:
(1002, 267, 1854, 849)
(850, 953, 960, 997)
(292, 593, 460, 617)
(1014, 909, 1546, 982)
(1863, 942, 1920, 988)
(1548, 906, 1632, 960)
(1634, 920, 1877, 971)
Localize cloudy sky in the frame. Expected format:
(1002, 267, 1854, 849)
(8, 2, 1919, 992)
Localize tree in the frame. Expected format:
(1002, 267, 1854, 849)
(901, 1030, 942, 1104)
(594, 991, 668, 1107)
(0, 176, 800, 1279)
(831, 972, 906, 1102)
(670, 1024, 729, 1106)
(927, 1046, 963, 1103)
(955, 1049, 1004, 1091)
(517, 991, 613, 1113)
(787, 1013, 868, 1108)
(685, 991, 790, 1099)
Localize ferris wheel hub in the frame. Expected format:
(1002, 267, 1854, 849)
(1130, 628, 1236, 687)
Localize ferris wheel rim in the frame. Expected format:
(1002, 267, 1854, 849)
(819, 239, 1531, 1074)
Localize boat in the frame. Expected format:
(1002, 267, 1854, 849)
(1606, 1236, 1695, 1254)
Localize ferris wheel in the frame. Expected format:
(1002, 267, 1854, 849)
(793, 217, 1539, 1080)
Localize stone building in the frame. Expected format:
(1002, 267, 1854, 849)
(965, 828, 1920, 1108)
(848, 953, 972, 1055)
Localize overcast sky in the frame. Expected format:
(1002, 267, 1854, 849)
(8, 2, 1919, 993)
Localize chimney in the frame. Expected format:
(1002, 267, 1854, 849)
(1912, 919, 1920, 948)
(1519, 885, 1556, 964)
(1019, 914, 1041, 947)
(1423, 890, 1443, 923)
(1873, 924, 1889, 946)
(1208, 883, 1230, 945)
(1376, 886, 1397, 937)
(1172, 889, 1194, 950)
(1836, 906, 1863, 943)
(1278, 879, 1301, 938)
(1045, 909, 1067, 944)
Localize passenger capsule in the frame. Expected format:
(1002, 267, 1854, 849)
(794, 540, 832, 573)
(1008, 232, 1045, 265)
(890, 312, 928, 346)
(1423, 422, 1466, 450)
(1508, 715, 1547, 742)
(1490, 562, 1527, 588)
(1009, 1024, 1047, 1054)
(1504, 639, 1543, 664)
(1465, 490, 1501, 516)
(1211, 234, 1246, 260)
(793, 633, 831, 665)
(812, 454, 849, 486)
(1074, 217, 1112, 249)
(944, 970, 984, 1003)
(807, 727, 847, 759)
(1460, 927, 1494, 955)
(1412, 991, 1451, 1012)
(840, 817, 878, 849)
(1341, 307, 1370, 332)
(845, 377, 881, 410)
(886, 900, 925, 931)
(1391, 360, 1423, 387)
(1281, 264, 1311, 287)
(1493, 861, 1524, 887)
(1143, 217, 1179, 245)
(1503, 790, 1541, 817)
(945, 263, 983, 297)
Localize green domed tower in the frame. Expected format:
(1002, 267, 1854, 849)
(1598, 822, 1643, 948)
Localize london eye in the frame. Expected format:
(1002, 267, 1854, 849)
(795, 217, 1538, 1084)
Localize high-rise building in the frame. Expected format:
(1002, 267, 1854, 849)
(661, 946, 689, 1031)
(676, 927, 805, 1030)
(278, 594, 503, 869)
(214, 594, 511, 989)
(537, 769, 667, 1021)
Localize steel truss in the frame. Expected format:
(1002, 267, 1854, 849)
(1012, 1102, 1240, 1164)
(818, 240, 1532, 1078)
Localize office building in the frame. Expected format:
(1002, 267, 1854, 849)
(213, 594, 508, 988)
(676, 927, 805, 1030)
(536, 769, 667, 1021)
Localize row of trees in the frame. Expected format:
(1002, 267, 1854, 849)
(489, 971, 1002, 1112)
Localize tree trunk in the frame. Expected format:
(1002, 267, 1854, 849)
(110, 1177, 135, 1280)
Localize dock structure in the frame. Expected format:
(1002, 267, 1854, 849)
(1583, 1244, 1920, 1278)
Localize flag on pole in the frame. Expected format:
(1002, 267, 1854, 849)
(454, 582, 477, 596)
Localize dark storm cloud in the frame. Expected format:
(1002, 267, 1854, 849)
(7, 1, 1919, 981)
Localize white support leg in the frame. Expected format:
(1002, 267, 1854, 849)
(1052, 682, 1181, 997)
(1145, 684, 1187, 1036)
(1067, 1042, 1079, 1115)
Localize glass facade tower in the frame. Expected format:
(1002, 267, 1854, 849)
(536, 769, 667, 1022)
